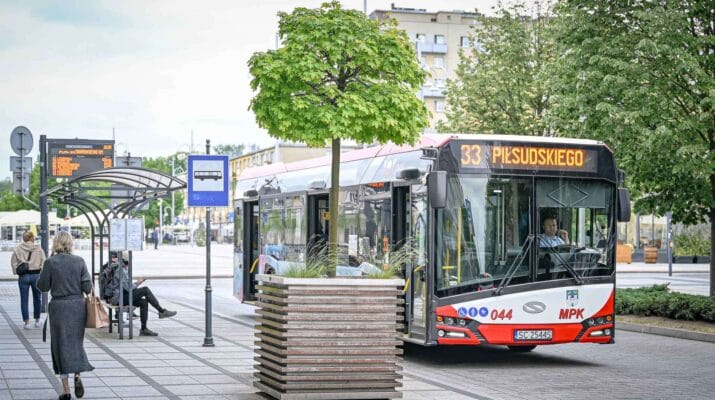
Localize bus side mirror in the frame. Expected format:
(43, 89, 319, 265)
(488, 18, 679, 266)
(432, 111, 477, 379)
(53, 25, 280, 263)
(617, 188, 631, 222)
(428, 171, 447, 209)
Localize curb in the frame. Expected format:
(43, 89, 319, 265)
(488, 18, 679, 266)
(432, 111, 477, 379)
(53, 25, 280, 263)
(617, 270, 708, 274)
(617, 321, 715, 343)
(0, 275, 233, 282)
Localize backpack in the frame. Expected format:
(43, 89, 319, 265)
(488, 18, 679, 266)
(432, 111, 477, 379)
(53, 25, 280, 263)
(99, 263, 119, 302)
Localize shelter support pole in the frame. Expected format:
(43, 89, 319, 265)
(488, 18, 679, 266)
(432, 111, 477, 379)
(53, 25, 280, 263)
(203, 139, 214, 347)
(40, 134, 48, 313)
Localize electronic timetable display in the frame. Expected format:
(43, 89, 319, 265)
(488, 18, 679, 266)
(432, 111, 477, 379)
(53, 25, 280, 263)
(47, 139, 114, 178)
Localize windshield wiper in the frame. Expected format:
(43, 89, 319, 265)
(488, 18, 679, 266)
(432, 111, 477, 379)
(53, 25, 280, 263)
(542, 244, 584, 285)
(495, 235, 534, 296)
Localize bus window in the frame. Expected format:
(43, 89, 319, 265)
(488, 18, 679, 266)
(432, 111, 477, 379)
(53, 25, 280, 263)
(436, 176, 532, 297)
(536, 179, 614, 280)
(358, 184, 392, 271)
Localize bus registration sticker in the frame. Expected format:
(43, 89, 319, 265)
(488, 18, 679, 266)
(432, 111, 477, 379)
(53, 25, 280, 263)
(514, 329, 553, 341)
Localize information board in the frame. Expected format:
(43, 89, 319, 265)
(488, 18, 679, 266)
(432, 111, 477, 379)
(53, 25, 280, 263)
(47, 139, 114, 178)
(110, 218, 145, 251)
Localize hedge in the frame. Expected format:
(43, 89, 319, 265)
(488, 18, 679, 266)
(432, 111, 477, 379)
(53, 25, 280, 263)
(616, 284, 715, 322)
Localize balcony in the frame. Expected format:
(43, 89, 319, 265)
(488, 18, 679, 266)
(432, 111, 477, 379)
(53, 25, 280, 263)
(420, 86, 445, 98)
(417, 42, 448, 54)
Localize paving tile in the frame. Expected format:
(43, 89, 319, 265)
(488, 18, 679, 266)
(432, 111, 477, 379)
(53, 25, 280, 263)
(0, 369, 47, 379)
(0, 390, 10, 400)
(210, 383, 254, 395)
(136, 367, 182, 376)
(5, 378, 53, 389)
(92, 368, 137, 377)
(151, 374, 200, 385)
(110, 385, 162, 397)
(162, 384, 217, 396)
(191, 374, 240, 385)
(10, 388, 59, 399)
(100, 376, 147, 387)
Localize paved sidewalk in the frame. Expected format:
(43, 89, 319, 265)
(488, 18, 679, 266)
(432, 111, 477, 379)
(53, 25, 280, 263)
(0, 285, 470, 400)
(0, 244, 235, 281)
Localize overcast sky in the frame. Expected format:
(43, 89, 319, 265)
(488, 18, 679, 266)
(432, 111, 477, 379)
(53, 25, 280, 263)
(0, 0, 503, 181)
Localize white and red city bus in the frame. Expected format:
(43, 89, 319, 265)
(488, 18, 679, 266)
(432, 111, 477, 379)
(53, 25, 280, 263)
(233, 134, 631, 351)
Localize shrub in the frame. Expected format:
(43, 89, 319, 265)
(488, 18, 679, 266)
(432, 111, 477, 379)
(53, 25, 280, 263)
(616, 285, 715, 322)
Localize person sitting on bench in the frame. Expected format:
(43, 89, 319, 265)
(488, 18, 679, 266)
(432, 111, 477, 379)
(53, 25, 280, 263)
(108, 252, 177, 336)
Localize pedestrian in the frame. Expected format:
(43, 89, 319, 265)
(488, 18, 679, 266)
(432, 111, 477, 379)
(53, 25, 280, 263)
(108, 252, 177, 336)
(37, 231, 94, 400)
(152, 227, 159, 250)
(10, 231, 47, 329)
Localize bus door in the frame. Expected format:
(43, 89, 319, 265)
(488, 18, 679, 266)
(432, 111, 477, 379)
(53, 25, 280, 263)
(392, 185, 410, 332)
(407, 183, 429, 341)
(307, 194, 329, 256)
(242, 200, 259, 302)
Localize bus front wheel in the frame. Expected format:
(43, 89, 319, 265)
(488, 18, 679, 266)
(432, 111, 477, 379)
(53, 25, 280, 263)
(507, 345, 536, 352)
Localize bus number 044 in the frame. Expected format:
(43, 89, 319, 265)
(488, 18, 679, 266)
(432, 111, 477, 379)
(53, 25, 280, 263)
(490, 309, 513, 320)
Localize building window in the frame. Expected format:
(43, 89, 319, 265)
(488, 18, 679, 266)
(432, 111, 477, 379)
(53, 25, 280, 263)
(436, 101, 445, 113)
(460, 36, 470, 47)
(416, 33, 426, 42)
(435, 34, 445, 44)
(434, 78, 445, 88)
(433, 57, 444, 68)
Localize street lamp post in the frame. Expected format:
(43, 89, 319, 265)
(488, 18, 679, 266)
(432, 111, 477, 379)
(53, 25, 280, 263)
(158, 198, 163, 247)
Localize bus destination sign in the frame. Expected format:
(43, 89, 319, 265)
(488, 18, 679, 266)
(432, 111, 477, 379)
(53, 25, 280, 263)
(47, 139, 115, 178)
(458, 142, 598, 172)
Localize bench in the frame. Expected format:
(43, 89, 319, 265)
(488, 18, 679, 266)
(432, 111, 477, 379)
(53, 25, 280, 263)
(104, 301, 137, 334)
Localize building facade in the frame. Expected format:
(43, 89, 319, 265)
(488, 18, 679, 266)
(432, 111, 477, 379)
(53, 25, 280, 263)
(370, 5, 480, 128)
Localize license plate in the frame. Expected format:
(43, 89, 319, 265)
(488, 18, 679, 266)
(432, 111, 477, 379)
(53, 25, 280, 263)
(514, 329, 553, 341)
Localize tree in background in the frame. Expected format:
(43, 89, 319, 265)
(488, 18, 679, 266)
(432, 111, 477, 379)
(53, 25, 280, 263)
(440, 1, 555, 135)
(0, 163, 59, 212)
(213, 144, 245, 158)
(248, 1, 427, 275)
(549, 0, 714, 296)
(137, 155, 186, 229)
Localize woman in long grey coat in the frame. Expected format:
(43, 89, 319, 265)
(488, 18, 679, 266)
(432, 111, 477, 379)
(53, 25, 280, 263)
(38, 231, 94, 400)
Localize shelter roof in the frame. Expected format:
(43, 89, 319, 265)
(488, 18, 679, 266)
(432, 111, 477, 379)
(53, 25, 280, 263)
(41, 167, 186, 232)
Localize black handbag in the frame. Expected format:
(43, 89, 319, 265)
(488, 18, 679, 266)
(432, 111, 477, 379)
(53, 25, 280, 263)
(15, 250, 33, 276)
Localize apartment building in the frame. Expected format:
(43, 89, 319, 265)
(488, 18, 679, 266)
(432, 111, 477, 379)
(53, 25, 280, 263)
(370, 5, 480, 128)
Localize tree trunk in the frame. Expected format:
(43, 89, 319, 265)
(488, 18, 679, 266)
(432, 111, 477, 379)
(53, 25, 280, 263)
(710, 173, 714, 299)
(328, 137, 341, 278)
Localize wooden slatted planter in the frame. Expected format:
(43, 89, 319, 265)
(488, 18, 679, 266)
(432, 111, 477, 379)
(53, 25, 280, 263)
(254, 274, 405, 400)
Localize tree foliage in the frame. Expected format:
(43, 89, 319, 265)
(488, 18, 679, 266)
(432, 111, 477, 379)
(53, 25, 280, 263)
(248, 1, 428, 275)
(440, 1, 556, 135)
(213, 144, 245, 157)
(135, 155, 186, 229)
(549, 0, 714, 225)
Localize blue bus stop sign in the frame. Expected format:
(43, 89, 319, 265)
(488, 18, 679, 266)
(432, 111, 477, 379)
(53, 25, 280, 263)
(187, 154, 229, 207)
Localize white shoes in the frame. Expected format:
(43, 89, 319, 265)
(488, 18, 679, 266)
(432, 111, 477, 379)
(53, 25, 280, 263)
(35, 320, 42, 328)
(23, 323, 32, 330)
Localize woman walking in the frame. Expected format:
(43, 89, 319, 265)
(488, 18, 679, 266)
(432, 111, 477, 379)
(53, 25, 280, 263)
(38, 231, 94, 400)
(11, 231, 46, 329)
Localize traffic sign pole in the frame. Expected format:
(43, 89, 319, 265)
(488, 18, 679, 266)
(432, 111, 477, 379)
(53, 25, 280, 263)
(40, 134, 49, 313)
(203, 139, 214, 347)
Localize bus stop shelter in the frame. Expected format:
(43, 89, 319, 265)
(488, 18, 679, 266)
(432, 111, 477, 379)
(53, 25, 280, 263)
(40, 167, 186, 338)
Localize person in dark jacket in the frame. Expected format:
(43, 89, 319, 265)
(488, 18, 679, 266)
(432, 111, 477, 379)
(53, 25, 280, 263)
(11, 231, 47, 329)
(107, 251, 176, 336)
(38, 231, 94, 400)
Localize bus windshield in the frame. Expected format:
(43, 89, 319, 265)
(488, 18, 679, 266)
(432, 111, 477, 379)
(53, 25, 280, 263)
(436, 175, 614, 296)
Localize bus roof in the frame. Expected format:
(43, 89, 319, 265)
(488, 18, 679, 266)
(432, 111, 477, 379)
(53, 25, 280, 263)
(238, 133, 606, 181)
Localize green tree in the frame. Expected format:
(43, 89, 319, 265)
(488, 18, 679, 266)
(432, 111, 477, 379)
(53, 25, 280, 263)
(549, 0, 714, 296)
(0, 163, 59, 212)
(248, 1, 428, 275)
(213, 144, 245, 157)
(440, 1, 556, 135)
(136, 155, 186, 229)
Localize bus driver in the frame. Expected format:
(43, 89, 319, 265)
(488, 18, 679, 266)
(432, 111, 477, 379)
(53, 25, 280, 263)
(540, 217, 569, 248)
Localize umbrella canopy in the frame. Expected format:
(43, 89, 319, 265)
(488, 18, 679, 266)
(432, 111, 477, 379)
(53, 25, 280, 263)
(0, 209, 63, 226)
